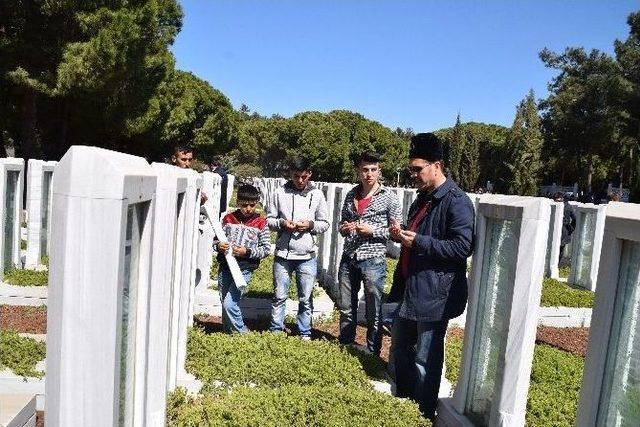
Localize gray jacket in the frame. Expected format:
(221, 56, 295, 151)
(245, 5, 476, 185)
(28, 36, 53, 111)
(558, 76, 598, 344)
(266, 181, 330, 260)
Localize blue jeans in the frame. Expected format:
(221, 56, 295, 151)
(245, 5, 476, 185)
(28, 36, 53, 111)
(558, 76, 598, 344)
(390, 316, 449, 418)
(338, 255, 386, 355)
(269, 256, 317, 337)
(218, 267, 253, 334)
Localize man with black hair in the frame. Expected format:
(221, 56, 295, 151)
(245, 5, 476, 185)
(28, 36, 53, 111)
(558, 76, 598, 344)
(267, 156, 330, 339)
(337, 151, 401, 355)
(171, 145, 194, 169)
(216, 184, 271, 333)
(387, 132, 474, 420)
(171, 144, 208, 204)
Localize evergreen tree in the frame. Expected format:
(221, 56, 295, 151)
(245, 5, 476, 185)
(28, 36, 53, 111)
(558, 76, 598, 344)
(507, 90, 544, 196)
(447, 114, 466, 183)
(459, 130, 480, 191)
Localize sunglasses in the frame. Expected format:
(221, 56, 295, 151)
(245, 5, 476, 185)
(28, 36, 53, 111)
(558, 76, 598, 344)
(240, 202, 257, 207)
(406, 163, 433, 174)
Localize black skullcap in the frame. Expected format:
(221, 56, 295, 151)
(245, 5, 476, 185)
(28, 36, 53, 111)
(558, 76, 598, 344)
(409, 133, 443, 162)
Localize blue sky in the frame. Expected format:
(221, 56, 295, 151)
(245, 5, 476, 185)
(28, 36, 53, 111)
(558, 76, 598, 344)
(172, 0, 638, 132)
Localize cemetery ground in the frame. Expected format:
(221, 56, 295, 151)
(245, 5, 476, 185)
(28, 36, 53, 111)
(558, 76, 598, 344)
(2, 292, 590, 426)
(1, 253, 597, 425)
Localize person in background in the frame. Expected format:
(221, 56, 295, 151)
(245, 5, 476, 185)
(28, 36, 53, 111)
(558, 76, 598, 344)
(215, 184, 271, 333)
(171, 144, 194, 169)
(171, 145, 208, 204)
(267, 157, 330, 340)
(555, 192, 576, 266)
(387, 132, 474, 420)
(210, 157, 229, 212)
(337, 151, 401, 355)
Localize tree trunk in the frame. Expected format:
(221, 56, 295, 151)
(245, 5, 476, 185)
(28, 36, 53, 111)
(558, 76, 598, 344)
(587, 154, 594, 193)
(19, 88, 40, 160)
(0, 131, 7, 157)
(52, 98, 70, 160)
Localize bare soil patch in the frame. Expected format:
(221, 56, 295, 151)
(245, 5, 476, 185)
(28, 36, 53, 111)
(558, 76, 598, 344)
(446, 325, 589, 356)
(536, 326, 589, 356)
(0, 305, 47, 334)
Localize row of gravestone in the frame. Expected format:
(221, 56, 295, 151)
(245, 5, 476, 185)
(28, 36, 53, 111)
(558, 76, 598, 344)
(438, 197, 640, 426)
(1, 148, 233, 426)
(4, 153, 636, 425)
(249, 177, 606, 292)
(0, 157, 234, 284)
(0, 158, 56, 278)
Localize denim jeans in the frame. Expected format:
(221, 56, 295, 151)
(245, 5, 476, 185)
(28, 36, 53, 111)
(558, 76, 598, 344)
(269, 256, 317, 337)
(389, 316, 449, 418)
(218, 267, 253, 334)
(338, 255, 386, 355)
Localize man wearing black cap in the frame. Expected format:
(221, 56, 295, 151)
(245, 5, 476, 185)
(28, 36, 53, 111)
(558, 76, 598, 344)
(388, 132, 474, 420)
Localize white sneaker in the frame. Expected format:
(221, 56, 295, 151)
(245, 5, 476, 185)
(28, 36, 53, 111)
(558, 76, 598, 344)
(300, 335, 311, 341)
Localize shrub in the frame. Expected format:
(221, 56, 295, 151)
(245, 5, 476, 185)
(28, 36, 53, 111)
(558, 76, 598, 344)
(558, 265, 570, 278)
(0, 330, 46, 378)
(3, 269, 48, 286)
(540, 278, 594, 308)
(186, 328, 371, 390)
(167, 385, 431, 427)
(385, 258, 397, 295)
(211, 255, 305, 300)
(445, 332, 463, 384)
(526, 344, 584, 427)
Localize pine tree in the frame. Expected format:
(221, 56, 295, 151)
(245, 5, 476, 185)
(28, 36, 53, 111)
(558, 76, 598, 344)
(460, 131, 480, 191)
(507, 90, 544, 196)
(448, 114, 466, 183)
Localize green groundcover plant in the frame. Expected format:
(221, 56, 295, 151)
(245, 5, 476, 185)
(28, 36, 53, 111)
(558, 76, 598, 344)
(186, 328, 371, 391)
(540, 278, 594, 308)
(210, 255, 317, 300)
(0, 330, 46, 378)
(445, 335, 584, 427)
(2, 269, 48, 286)
(167, 385, 431, 427)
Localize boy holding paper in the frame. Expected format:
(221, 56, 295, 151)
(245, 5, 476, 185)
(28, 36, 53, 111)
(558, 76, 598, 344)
(216, 184, 271, 333)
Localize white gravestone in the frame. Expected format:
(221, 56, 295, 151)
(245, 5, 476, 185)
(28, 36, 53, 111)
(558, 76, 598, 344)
(25, 159, 57, 269)
(438, 195, 550, 427)
(171, 168, 202, 388)
(45, 146, 157, 426)
(318, 183, 337, 284)
(145, 163, 188, 425)
(225, 173, 235, 212)
(0, 158, 25, 279)
(569, 204, 606, 291)
(195, 172, 221, 293)
(577, 202, 640, 426)
(327, 184, 353, 287)
(544, 201, 564, 279)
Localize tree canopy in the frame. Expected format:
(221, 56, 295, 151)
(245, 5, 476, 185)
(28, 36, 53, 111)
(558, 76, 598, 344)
(1, 4, 639, 199)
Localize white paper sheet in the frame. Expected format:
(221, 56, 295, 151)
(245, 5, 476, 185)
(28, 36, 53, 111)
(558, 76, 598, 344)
(202, 204, 248, 289)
